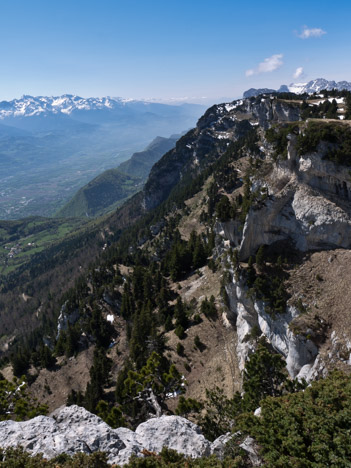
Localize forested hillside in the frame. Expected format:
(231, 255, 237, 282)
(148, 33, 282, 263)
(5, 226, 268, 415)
(56, 169, 142, 218)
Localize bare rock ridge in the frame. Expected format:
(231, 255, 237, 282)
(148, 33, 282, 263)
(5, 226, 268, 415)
(0, 405, 259, 465)
(143, 96, 300, 211)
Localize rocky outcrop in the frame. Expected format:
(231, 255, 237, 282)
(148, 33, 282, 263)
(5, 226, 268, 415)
(215, 220, 243, 248)
(143, 120, 250, 212)
(243, 88, 276, 98)
(239, 183, 351, 261)
(237, 139, 351, 261)
(225, 276, 318, 379)
(135, 416, 211, 458)
(0, 405, 236, 465)
(211, 432, 261, 465)
(298, 330, 351, 382)
(245, 98, 300, 129)
(56, 301, 80, 338)
(297, 144, 351, 200)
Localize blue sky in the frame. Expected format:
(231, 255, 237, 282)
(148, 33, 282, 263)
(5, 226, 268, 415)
(1, 0, 350, 102)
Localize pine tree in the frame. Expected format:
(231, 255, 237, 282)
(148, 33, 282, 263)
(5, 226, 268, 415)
(143, 272, 154, 304)
(169, 244, 183, 281)
(96, 400, 126, 428)
(174, 297, 188, 329)
(130, 301, 154, 367)
(188, 231, 197, 253)
(40, 345, 56, 369)
(215, 195, 232, 221)
(243, 340, 287, 410)
(247, 256, 256, 287)
(132, 266, 146, 302)
(65, 324, 80, 357)
(255, 245, 265, 271)
(121, 282, 134, 319)
(201, 296, 217, 320)
(84, 348, 112, 412)
(89, 307, 115, 348)
(192, 237, 207, 269)
(122, 352, 184, 417)
(164, 315, 173, 332)
(11, 351, 30, 377)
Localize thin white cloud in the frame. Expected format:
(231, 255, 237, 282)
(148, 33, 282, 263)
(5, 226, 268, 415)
(298, 26, 326, 39)
(245, 54, 283, 77)
(293, 67, 304, 79)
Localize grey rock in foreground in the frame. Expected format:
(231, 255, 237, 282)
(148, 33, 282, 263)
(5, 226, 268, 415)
(211, 432, 261, 466)
(0, 405, 250, 465)
(135, 415, 211, 457)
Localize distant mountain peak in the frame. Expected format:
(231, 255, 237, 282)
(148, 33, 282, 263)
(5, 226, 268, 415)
(243, 78, 351, 98)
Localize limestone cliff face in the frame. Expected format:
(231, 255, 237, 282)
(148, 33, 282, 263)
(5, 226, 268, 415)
(216, 122, 351, 381)
(225, 276, 318, 380)
(239, 183, 351, 261)
(242, 97, 300, 129)
(239, 136, 351, 261)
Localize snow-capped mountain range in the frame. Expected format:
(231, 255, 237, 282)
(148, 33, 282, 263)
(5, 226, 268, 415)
(286, 78, 351, 94)
(0, 94, 205, 137)
(1, 79, 350, 120)
(243, 78, 351, 98)
(0, 95, 154, 119)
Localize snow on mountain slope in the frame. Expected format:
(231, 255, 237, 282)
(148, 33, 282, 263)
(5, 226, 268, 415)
(245, 78, 351, 98)
(287, 78, 351, 94)
(287, 82, 309, 94)
(0, 95, 149, 119)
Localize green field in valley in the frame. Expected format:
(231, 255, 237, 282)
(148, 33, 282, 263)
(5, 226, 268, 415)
(0, 217, 89, 276)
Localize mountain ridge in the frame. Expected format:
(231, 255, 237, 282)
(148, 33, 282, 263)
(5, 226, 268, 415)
(243, 77, 351, 98)
(0, 94, 204, 120)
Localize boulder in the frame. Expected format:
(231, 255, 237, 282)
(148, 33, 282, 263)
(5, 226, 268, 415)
(135, 415, 211, 458)
(0, 406, 213, 465)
